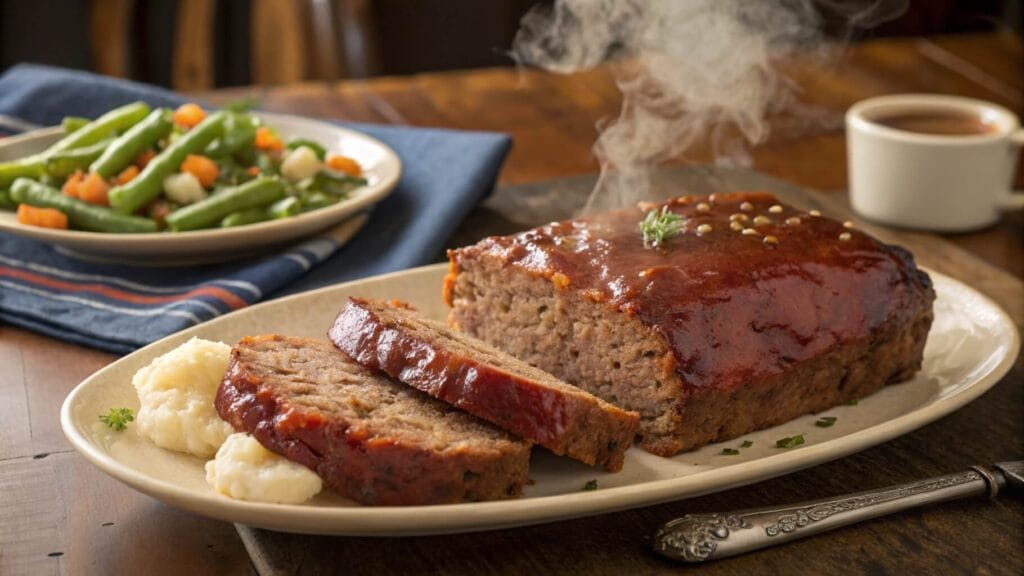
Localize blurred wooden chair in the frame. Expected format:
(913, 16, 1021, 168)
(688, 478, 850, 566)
(88, 0, 380, 90)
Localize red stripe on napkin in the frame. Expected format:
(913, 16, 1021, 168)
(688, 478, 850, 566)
(0, 266, 248, 310)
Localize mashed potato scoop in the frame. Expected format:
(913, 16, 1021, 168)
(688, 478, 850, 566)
(132, 337, 234, 458)
(205, 432, 323, 504)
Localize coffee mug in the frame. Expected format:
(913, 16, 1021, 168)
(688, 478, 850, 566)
(846, 94, 1023, 231)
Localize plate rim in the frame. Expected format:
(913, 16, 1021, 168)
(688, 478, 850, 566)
(0, 112, 402, 249)
(59, 264, 1021, 535)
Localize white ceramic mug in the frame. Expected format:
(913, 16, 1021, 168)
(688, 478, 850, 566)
(846, 94, 1024, 231)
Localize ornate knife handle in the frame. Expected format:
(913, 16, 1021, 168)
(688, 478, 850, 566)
(653, 466, 1003, 563)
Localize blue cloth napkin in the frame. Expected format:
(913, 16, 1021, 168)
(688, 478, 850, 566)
(0, 64, 511, 353)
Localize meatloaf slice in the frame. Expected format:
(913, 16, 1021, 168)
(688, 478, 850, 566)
(445, 192, 936, 456)
(329, 298, 640, 471)
(215, 335, 531, 506)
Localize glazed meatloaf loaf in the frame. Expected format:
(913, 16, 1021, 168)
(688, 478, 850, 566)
(329, 298, 640, 471)
(215, 335, 531, 505)
(445, 192, 935, 456)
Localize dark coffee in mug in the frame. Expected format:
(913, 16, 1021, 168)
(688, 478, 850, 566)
(868, 108, 997, 136)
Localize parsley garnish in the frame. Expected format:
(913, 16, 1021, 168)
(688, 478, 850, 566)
(582, 479, 599, 491)
(740, 440, 753, 448)
(99, 408, 134, 431)
(844, 398, 859, 406)
(720, 448, 740, 455)
(815, 416, 838, 428)
(775, 434, 805, 449)
(640, 206, 683, 249)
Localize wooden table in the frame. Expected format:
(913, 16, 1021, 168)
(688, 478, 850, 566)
(3, 32, 1021, 575)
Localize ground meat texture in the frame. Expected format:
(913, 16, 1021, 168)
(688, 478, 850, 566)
(445, 192, 935, 456)
(215, 335, 531, 505)
(329, 298, 640, 471)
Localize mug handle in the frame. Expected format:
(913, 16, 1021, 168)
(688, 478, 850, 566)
(1000, 129, 1024, 211)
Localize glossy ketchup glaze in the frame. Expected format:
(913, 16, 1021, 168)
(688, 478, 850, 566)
(457, 192, 933, 392)
(329, 298, 639, 470)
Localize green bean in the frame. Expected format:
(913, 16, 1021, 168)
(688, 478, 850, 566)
(90, 108, 172, 179)
(204, 113, 257, 158)
(304, 170, 367, 196)
(62, 116, 91, 134)
(298, 191, 338, 212)
(0, 158, 45, 189)
(0, 102, 150, 189)
(220, 207, 270, 228)
(165, 176, 285, 232)
(45, 137, 115, 178)
(0, 189, 14, 210)
(108, 111, 227, 214)
(47, 101, 151, 155)
(10, 178, 158, 233)
(284, 139, 327, 160)
(267, 196, 301, 219)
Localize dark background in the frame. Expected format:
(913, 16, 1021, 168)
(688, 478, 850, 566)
(0, 0, 1020, 88)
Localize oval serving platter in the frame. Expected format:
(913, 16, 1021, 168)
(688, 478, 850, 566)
(61, 265, 1019, 536)
(0, 112, 401, 265)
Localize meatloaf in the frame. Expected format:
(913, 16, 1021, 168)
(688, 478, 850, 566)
(215, 335, 531, 505)
(444, 192, 935, 456)
(329, 298, 640, 471)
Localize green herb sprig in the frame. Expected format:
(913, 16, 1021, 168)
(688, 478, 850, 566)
(640, 206, 683, 249)
(720, 440, 753, 456)
(815, 416, 838, 428)
(99, 407, 135, 431)
(775, 434, 805, 449)
(582, 479, 599, 491)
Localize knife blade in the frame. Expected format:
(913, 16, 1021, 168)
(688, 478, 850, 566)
(653, 460, 1022, 563)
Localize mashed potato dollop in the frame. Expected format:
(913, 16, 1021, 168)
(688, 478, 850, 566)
(132, 337, 235, 458)
(205, 433, 322, 504)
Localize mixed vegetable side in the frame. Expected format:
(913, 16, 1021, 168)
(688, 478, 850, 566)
(0, 102, 367, 233)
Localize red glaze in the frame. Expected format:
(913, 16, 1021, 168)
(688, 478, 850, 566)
(216, 354, 327, 471)
(332, 301, 569, 445)
(215, 335, 530, 505)
(452, 192, 933, 392)
(329, 299, 639, 470)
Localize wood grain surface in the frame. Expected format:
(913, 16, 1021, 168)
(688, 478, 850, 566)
(1, 32, 1021, 576)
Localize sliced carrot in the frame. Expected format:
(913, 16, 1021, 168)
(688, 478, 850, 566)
(135, 149, 157, 169)
(173, 103, 206, 129)
(79, 172, 111, 206)
(326, 154, 362, 177)
(62, 170, 84, 198)
(254, 126, 283, 151)
(180, 154, 220, 188)
(115, 165, 140, 185)
(17, 204, 68, 229)
(246, 166, 261, 176)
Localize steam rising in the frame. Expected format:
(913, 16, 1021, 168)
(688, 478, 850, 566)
(513, 0, 907, 213)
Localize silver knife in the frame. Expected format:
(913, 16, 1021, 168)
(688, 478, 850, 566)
(653, 460, 1023, 563)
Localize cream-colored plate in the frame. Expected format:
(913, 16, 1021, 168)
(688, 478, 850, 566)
(0, 113, 401, 265)
(61, 265, 1019, 535)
